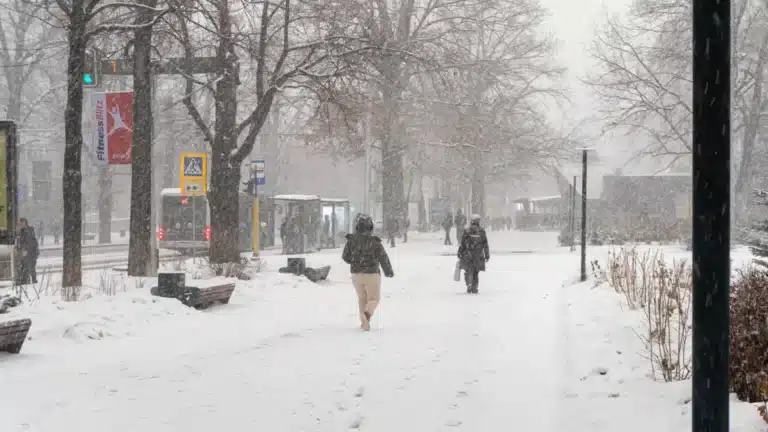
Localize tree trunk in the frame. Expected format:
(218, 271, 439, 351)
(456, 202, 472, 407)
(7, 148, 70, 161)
(470, 152, 485, 218)
(62, 4, 87, 299)
(98, 166, 112, 244)
(208, 0, 240, 264)
(380, 83, 405, 224)
(128, 0, 156, 276)
(417, 173, 426, 229)
(6, 78, 22, 123)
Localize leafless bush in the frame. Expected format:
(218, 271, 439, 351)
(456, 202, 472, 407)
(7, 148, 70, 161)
(591, 246, 657, 309)
(593, 246, 693, 382)
(96, 269, 128, 296)
(13, 268, 55, 304)
(635, 257, 693, 382)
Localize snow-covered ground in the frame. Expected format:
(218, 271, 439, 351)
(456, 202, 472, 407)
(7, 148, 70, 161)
(0, 231, 764, 431)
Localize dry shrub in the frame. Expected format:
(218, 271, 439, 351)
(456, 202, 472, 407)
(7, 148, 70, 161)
(729, 267, 768, 404)
(591, 246, 657, 309)
(593, 246, 693, 382)
(636, 257, 692, 382)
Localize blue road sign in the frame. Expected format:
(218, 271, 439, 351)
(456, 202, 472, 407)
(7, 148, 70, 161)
(252, 160, 266, 185)
(183, 156, 204, 177)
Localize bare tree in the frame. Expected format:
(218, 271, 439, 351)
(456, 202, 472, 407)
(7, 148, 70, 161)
(127, 0, 159, 276)
(168, 0, 368, 263)
(0, 0, 61, 123)
(586, 0, 768, 220)
(410, 0, 565, 216)
(41, 0, 167, 299)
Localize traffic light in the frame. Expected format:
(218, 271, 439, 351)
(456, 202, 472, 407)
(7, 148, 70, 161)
(83, 52, 99, 87)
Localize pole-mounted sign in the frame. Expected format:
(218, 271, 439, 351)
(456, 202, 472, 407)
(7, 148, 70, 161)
(179, 152, 208, 195)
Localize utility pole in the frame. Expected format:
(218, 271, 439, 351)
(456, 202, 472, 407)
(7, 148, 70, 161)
(691, 0, 730, 430)
(571, 175, 576, 252)
(577, 149, 591, 282)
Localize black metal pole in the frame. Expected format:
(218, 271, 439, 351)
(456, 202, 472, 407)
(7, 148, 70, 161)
(580, 151, 587, 282)
(692, 0, 730, 430)
(571, 175, 577, 252)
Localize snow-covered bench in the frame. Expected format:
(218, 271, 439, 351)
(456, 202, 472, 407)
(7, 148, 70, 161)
(151, 273, 235, 310)
(0, 318, 31, 354)
(180, 278, 236, 309)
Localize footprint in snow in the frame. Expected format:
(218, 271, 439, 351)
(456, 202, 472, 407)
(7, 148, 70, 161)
(445, 419, 463, 427)
(456, 390, 469, 398)
(349, 415, 364, 429)
(354, 386, 365, 398)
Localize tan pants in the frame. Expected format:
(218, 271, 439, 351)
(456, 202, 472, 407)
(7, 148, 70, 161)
(352, 273, 381, 330)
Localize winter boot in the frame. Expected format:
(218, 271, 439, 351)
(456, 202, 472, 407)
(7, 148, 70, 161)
(362, 311, 372, 331)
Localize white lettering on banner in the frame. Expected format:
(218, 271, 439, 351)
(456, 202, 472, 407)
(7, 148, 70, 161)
(93, 94, 107, 164)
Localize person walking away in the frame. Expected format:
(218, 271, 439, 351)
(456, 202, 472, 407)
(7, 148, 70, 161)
(53, 220, 60, 245)
(454, 208, 467, 244)
(458, 214, 489, 294)
(280, 218, 288, 254)
(16, 218, 39, 284)
(385, 215, 399, 248)
(442, 211, 454, 245)
(38, 221, 45, 246)
(323, 215, 331, 248)
(342, 214, 394, 331)
(402, 217, 410, 243)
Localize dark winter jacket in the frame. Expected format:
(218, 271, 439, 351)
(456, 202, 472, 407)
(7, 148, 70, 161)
(458, 225, 489, 271)
(17, 226, 39, 259)
(385, 217, 399, 234)
(342, 233, 395, 276)
(455, 212, 467, 230)
(442, 214, 454, 230)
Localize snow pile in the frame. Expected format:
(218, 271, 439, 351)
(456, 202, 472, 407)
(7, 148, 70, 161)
(559, 244, 766, 431)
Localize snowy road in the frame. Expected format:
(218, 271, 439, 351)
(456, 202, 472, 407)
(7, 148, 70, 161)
(0, 232, 578, 431)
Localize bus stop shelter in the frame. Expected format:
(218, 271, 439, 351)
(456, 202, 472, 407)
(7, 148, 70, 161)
(272, 195, 322, 254)
(321, 198, 350, 249)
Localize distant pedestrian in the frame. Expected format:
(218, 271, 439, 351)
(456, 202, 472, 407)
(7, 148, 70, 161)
(37, 221, 45, 246)
(402, 218, 410, 243)
(342, 214, 394, 331)
(454, 208, 467, 244)
(385, 215, 399, 248)
(15, 218, 39, 284)
(323, 215, 332, 248)
(442, 211, 454, 245)
(53, 220, 60, 245)
(457, 214, 489, 294)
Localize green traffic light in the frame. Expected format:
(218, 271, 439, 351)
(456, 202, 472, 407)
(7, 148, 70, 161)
(83, 73, 94, 85)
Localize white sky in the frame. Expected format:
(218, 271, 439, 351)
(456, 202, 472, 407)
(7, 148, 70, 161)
(537, 0, 655, 179)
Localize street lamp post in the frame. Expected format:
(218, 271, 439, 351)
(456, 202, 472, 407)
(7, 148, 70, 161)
(691, 0, 730, 430)
(571, 175, 576, 252)
(575, 148, 594, 282)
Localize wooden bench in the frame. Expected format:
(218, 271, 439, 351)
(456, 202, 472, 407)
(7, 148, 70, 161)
(278, 258, 331, 283)
(0, 318, 32, 354)
(180, 280, 236, 309)
(151, 273, 235, 310)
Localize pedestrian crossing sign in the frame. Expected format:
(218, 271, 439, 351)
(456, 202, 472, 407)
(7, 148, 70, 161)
(179, 152, 207, 195)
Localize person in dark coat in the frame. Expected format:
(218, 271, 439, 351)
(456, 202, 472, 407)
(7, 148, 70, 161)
(342, 214, 394, 331)
(442, 211, 454, 245)
(454, 209, 467, 244)
(323, 215, 332, 248)
(38, 221, 45, 246)
(457, 214, 489, 294)
(385, 215, 399, 248)
(16, 218, 39, 284)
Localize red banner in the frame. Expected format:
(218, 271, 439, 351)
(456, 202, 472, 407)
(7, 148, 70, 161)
(93, 91, 133, 165)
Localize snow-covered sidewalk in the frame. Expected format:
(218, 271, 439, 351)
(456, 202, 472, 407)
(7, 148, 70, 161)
(0, 231, 764, 431)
